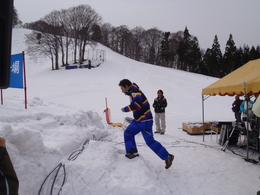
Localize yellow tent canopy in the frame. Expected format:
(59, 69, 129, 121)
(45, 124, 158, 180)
(202, 58, 260, 96)
(201, 59, 260, 161)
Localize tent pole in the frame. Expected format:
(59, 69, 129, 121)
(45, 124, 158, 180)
(246, 100, 249, 160)
(242, 82, 249, 160)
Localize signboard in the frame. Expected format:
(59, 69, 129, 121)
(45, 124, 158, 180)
(10, 53, 24, 89)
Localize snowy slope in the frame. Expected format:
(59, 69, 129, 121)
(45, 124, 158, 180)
(0, 28, 259, 195)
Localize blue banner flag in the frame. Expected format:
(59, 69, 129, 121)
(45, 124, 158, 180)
(10, 53, 24, 89)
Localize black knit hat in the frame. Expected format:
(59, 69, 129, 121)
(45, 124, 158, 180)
(157, 89, 163, 94)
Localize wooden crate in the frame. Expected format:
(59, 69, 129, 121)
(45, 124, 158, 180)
(182, 122, 188, 131)
(182, 122, 213, 135)
(187, 125, 204, 135)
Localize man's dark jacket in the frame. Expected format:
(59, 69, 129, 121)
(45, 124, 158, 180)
(153, 96, 167, 113)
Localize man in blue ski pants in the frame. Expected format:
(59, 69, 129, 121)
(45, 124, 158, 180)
(119, 79, 174, 169)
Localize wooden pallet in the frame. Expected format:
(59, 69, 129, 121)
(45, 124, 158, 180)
(182, 122, 213, 135)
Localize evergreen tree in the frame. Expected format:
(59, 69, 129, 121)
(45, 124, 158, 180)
(222, 34, 237, 77)
(202, 35, 222, 77)
(210, 35, 222, 77)
(161, 32, 170, 65)
(256, 45, 260, 59)
(177, 27, 202, 72)
(234, 47, 243, 70)
(201, 48, 212, 76)
(188, 37, 202, 73)
(249, 46, 260, 60)
(241, 45, 250, 64)
(177, 27, 191, 71)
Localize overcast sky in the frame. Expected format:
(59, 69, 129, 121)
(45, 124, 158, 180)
(14, 0, 260, 52)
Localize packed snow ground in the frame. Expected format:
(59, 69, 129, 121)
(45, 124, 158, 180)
(0, 28, 259, 195)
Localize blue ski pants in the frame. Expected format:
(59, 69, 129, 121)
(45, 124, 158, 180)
(124, 120, 170, 160)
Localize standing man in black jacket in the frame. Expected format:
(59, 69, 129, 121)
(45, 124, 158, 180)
(153, 90, 167, 134)
(232, 95, 243, 122)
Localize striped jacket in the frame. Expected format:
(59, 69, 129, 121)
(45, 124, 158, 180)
(123, 83, 153, 122)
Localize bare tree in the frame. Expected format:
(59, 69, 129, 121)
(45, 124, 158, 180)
(167, 31, 183, 68)
(25, 4, 101, 69)
(100, 23, 112, 47)
(59, 9, 73, 65)
(25, 12, 64, 70)
(13, 6, 22, 27)
(142, 28, 163, 65)
(131, 26, 145, 61)
(26, 30, 56, 70)
(112, 25, 131, 56)
(109, 27, 118, 52)
(66, 5, 102, 64)
(41, 10, 64, 69)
